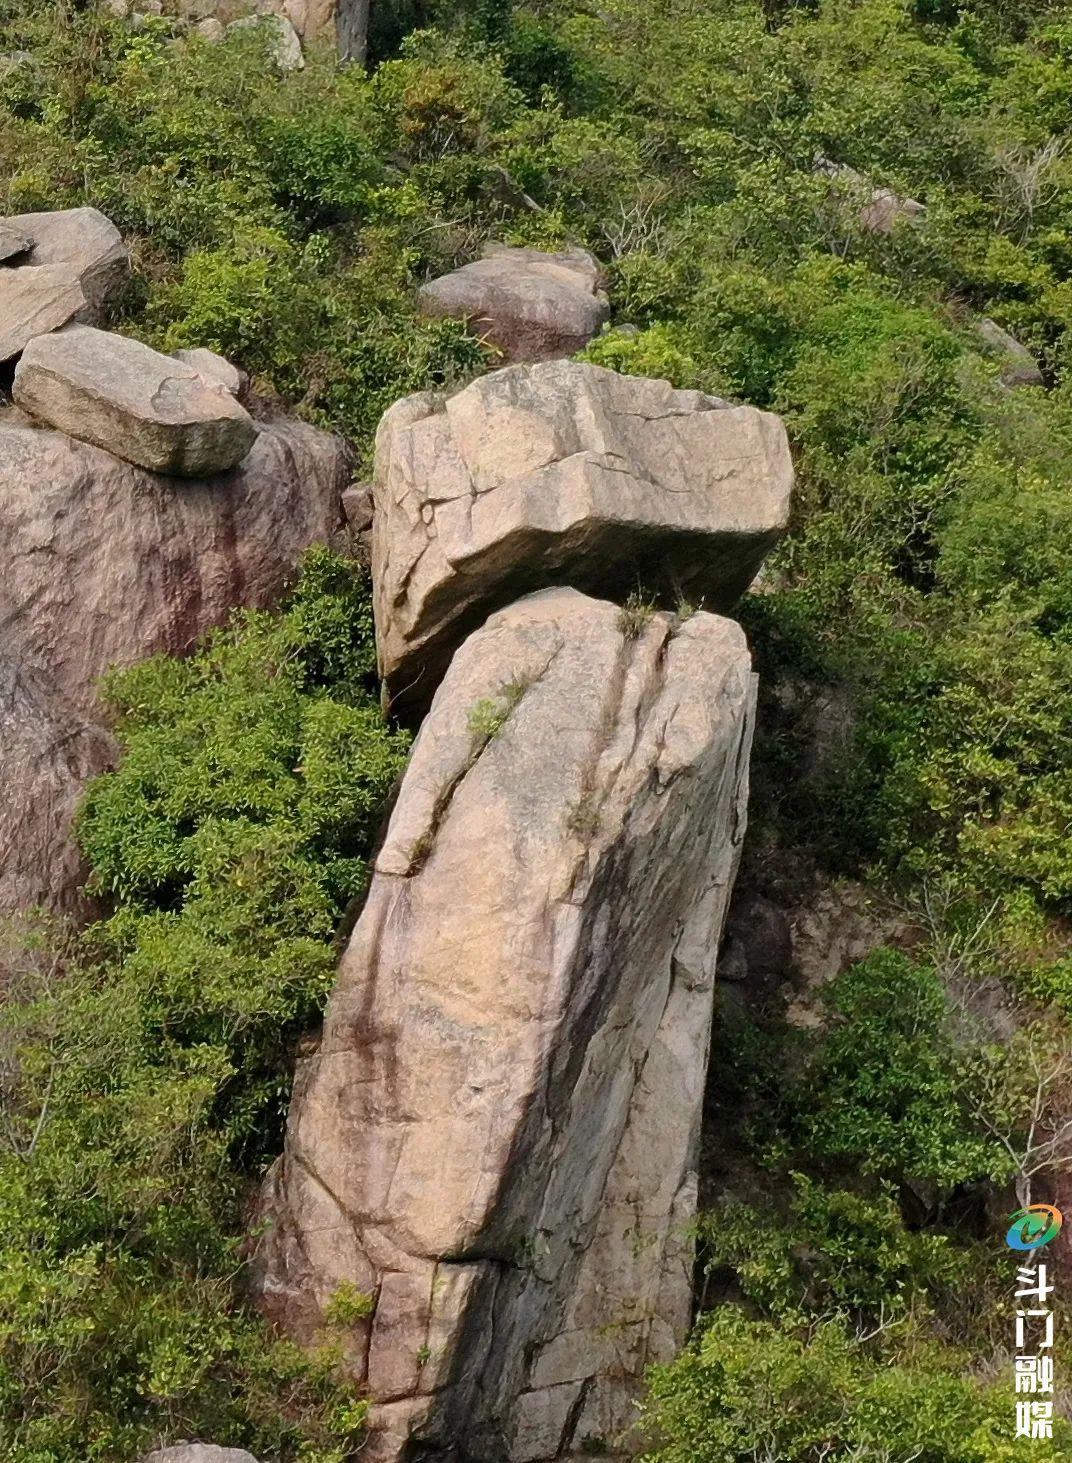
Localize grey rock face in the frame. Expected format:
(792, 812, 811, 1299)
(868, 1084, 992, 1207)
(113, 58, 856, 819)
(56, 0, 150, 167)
(975, 317, 1044, 388)
(0, 416, 346, 914)
(6, 206, 129, 316)
(253, 586, 756, 1461)
(0, 265, 87, 362)
(14, 326, 258, 475)
(418, 243, 609, 363)
(373, 360, 793, 714)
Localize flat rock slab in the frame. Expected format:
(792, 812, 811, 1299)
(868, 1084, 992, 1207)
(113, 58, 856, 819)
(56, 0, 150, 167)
(373, 359, 793, 714)
(418, 244, 609, 363)
(5, 206, 129, 315)
(254, 586, 756, 1460)
(0, 264, 87, 361)
(14, 326, 258, 475)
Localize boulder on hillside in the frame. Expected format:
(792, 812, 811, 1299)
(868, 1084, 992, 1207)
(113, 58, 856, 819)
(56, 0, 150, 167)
(5, 206, 129, 316)
(0, 265, 87, 362)
(373, 360, 793, 714)
(172, 345, 250, 401)
(817, 160, 925, 235)
(975, 317, 1044, 389)
(14, 326, 258, 475)
(860, 185, 926, 234)
(0, 414, 347, 915)
(253, 586, 756, 1461)
(418, 243, 609, 363)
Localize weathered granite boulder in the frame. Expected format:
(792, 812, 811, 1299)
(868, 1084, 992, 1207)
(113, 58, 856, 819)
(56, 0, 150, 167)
(14, 326, 258, 475)
(0, 415, 346, 913)
(172, 345, 250, 400)
(0, 659, 115, 920)
(140, 1447, 261, 1463)
(373, 360, 793, 714)
(253, 586, 756, 1461)
(418, 244, 609, 363)
(0, 265, 87, 362)
(975, 317, 1044, 389)
(5, 206, 129, 316)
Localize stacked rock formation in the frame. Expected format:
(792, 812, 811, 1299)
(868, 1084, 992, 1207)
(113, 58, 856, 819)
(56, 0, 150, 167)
(255, 359, 794, 1460)
(0, 208, 350, 917)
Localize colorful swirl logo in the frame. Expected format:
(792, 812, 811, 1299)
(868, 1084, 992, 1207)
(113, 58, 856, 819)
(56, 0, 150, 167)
(1005, 1204, 1064, 1251)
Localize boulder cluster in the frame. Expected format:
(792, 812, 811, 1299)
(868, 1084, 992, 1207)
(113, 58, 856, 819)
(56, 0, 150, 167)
(0, 208, 347, 919)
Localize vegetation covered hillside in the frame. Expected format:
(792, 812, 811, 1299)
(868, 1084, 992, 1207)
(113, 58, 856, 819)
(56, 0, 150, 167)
(2, 0, 1072, 1458)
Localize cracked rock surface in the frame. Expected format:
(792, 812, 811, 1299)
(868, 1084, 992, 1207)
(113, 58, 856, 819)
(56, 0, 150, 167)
(13, 325, 258, 475)
(253, 586, 756, 1461)
(373, 360, 792, 715)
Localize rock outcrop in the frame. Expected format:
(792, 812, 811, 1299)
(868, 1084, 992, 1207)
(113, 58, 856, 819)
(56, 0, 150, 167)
(373, 360, 793, 714)
(14, 326, 258, 475)
(254, 586, 756, 1460)
(418, 244, 609, 364)
(0, 415, 347, 914)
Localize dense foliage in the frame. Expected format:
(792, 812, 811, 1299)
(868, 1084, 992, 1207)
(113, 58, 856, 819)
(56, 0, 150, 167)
(0, 553, 407, 1460)
(2, 0, 1072, 1457)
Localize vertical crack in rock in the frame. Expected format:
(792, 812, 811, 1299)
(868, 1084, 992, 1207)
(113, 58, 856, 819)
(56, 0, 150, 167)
(253, 587, 758, 1460)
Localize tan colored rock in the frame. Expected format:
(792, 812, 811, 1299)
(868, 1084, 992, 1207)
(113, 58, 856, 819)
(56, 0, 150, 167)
(14, 326, 258, 475)
(0, 415, 346, 915)
(253, 586, 756, 1460)
(6, 206, 129, 317)
(373, 360, 792, 714)
(0, 265, 87, 362)
(418, 244, 609, 363)
(172, 345, 249, 400)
